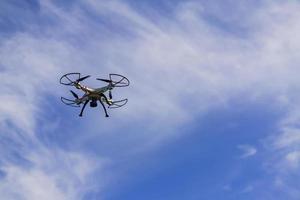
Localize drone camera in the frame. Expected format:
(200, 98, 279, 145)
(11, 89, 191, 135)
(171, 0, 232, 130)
(90, 99, 98, 107)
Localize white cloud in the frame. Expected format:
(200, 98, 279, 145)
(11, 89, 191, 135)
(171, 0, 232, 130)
(273, 127, 300, 149)
(82, 0, 300, 121)
(0, 149, 101, 200)
(0, 34, 105, 198)
(237, 145, 257, 158)
(285, 151, 300, 169)
(0, 7, 105, 198)
(1, 0, 300, 199)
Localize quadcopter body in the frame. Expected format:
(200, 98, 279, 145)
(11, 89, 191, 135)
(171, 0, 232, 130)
(60, 73, 129, 117)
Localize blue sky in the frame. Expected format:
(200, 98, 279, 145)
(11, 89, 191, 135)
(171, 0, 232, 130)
(1, 0, 300, 199)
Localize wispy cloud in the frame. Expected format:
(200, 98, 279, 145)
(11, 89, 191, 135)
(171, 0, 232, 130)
(0, 149, 100, 200)
(285, 151, 300, 169)
(237, 144, 257, 158)
(241, 185, 254, 193)
(1, 0, 300, 199)
(0, 3, 106, 198)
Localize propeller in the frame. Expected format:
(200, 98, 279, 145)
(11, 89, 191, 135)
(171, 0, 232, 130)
(96, 78, 112, 83)
(70, 90, 79, 99)
(97, 74, 129, 87)
(76, 75, 90, 82)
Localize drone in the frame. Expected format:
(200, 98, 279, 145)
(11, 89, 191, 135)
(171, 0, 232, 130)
(60, 73, 129, 117)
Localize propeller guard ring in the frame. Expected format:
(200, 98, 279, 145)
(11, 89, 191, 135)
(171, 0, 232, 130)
(61, 97, 80, 107)
(108, 98, 128, 109)
(60, 73, 81, 86)
(109, 74, 130, 87)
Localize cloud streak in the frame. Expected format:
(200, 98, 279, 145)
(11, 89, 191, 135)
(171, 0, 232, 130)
(238, 145, 257, 158)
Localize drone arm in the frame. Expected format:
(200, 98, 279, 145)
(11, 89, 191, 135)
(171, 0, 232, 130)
(79, 100, 89, 117)
(100, 93, 110, 105)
